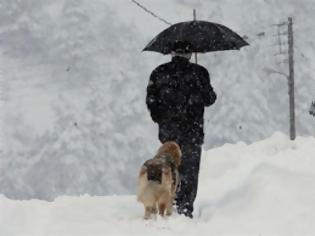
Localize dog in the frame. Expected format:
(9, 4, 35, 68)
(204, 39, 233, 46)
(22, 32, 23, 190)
(137, 141, 182, 219)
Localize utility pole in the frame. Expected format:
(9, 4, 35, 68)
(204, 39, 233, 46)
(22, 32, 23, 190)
(270, 17, 296, 140)
(193, 9, 198, 64)
(287, 17, 296, 140)
(310, 101, 315, 117)
(0, 52, 3, 153)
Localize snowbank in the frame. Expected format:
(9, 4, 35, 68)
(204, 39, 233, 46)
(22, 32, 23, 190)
(1, 133, 315, 236)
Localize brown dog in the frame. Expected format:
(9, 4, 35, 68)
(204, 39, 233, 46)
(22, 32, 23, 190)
(137, 141, 182, 219)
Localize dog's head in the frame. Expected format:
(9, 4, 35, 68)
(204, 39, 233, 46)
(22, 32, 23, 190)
(156, 141, 182, 167)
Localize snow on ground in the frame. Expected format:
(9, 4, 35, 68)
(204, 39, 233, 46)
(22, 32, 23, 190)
(1, 132, 315, 236)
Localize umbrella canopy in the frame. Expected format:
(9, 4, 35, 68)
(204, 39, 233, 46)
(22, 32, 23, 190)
(143, 20, 249, 54)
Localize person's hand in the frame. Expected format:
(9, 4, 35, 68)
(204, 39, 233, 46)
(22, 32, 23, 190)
(209, 90, 217, 105)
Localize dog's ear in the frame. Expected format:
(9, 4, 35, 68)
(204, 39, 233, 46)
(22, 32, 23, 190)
(139, 166, 147, 177)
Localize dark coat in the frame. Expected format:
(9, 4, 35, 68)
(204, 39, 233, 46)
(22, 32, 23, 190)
(146, 56, 216, 146)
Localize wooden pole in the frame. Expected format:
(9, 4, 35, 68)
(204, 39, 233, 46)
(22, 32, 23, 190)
(288, 17, 296, 140)
(310, 101, 315, 117)
(193, 9, 198, 64)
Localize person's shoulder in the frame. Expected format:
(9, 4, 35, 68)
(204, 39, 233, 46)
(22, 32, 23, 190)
(191, 63, 209, 75)
(151, 62, 172, 74)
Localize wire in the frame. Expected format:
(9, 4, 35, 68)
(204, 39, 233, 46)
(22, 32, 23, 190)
(290, 46, 315, 83)
(294, 46, 309, 61)
(131, 0, 172, 26)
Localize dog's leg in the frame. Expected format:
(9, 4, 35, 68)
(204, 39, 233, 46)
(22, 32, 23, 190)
(144, 206, 152, 220)
(166, 188, 176, 216)
(158, 190, 169, 217)
(158, 203, 166, 217)
(152, 204, 158, 215)
(166, 200, 173, 216)
(144, 204, 158, 220)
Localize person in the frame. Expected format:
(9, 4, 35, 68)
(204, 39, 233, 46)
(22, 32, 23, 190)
(146, 41, 217, 218)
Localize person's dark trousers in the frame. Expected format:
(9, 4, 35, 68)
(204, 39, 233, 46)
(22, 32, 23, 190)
(175, 142, 202, 218)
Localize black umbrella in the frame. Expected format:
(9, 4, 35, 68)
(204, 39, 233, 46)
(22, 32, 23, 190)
(143, 20, 249, 54)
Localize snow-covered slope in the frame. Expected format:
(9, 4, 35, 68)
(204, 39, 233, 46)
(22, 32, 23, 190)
(1, 133, 315, 236)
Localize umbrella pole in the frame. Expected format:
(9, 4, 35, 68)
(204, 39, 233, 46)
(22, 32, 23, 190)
(193, 9, 198, 64)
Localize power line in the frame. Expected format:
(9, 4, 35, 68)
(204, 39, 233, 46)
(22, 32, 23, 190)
(131, 0, 172, 26)
(294, 46, 311, 61)
(294, 46, 315, 80)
